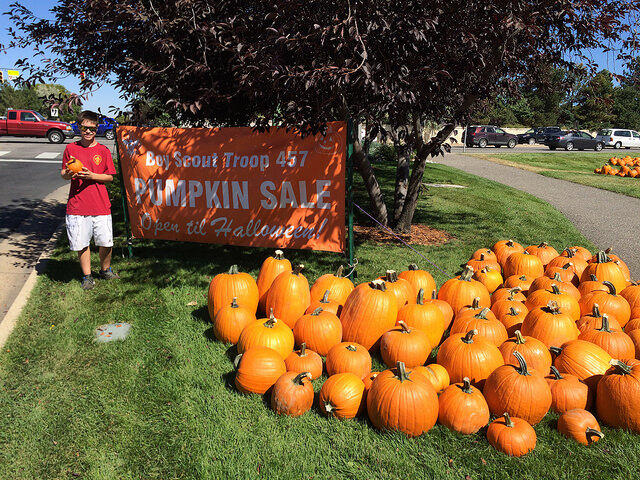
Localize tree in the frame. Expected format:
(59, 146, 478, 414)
(575, 70, 616, 130)
(5, 1, 639, 232)
(0, 82, 81, 121)
(612, 58, 640, 131)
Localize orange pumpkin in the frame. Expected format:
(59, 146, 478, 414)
(284, 343, 323, 379)
(581, 251, 628, 294)
(237, 312, 295, 359)
(380, 321, 431, 368)
(545, 264, 579, 286)
(579, 281, 631, 327)
(305, 290, 341, 316)
(621, 283, 640, 319)
(318, 373, 365, 419)
(471, 247, 498, 262)
(545, 366, 591, 413)
(234, 346, 286, 394)
(309, 265, 354, 308)
(438, 266, 490, 315)
(550, 340, 612, 393)
(502, 274, 535, 295)
(628, 329, 640, 359)
(624, 317, 640, 334)
(528, 274, 580, 301)
(270, 371, 314, 417)
(265, 264, 311, 329)
(66, 156, 84, 173)
(499, 330, 552, 374)
(437, 377, 490, 434)
(520, 301, 579, 348)
(212, 297, 256, 344)
(425, 290, 455, 330)
(208, 264, 259, 319)
(504, 250, 545, 278)
(256, 250, 292, 315)
(325, 342, 372, 379)
(576, 304, 622, 334)
(450, 307, 508, 346)
(526, 242, 559, 266)
(525, 284, 580, 321)
(578, 274, 608, 298)
(414, 364, 450, 394)
(487, 412, 536, 457)
(557, 409, 604, 445)
(378, 270, 416, 307)
(491, 286, 526, 305)
(596, 359, 640, 433)
(492, 239, 525, 268)
(495, 306, 527, 337)
(466, 253, 500, 273)
(473, 266, 503, 294)
(398, 264, 436, 299)
(396, 288, 446, 348)
(578, 314, 636, 359)
(293, 307, 342, 356)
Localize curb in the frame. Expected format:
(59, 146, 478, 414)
(0, 223, 64, 349)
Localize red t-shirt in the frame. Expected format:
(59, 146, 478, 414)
(62, 142, 117, 215)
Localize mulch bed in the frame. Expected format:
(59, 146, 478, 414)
(354, 224, 454, 246)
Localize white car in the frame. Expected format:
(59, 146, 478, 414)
(595, 129, 640, 149)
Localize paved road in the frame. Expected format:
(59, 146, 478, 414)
(440, 153, 640, 279)
(0, 137, 117, 321)
(453, 145, 640, 154)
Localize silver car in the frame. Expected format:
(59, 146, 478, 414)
(595, 129, 640, 149)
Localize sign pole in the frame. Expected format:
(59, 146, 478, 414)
(346, 119, 356, 278)
(114, 128, 134, 258)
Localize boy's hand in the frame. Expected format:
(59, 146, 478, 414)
(75, 167, 95, 181)
(61, 168, 73, 180)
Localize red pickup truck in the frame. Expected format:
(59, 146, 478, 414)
(0, 109, 75, 143)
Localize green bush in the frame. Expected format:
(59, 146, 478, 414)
(369, 142, 397, 163)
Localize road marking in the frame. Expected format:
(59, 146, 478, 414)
(0, 151, 10, 157)
(35, 152, 61, 159)
(0, 158, 60, 164)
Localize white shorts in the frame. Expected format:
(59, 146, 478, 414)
(66, 214, 113, 251)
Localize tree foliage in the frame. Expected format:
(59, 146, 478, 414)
(4, 1, 639, 231)
(0, 82, 81, 122)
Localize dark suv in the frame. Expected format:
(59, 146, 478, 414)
(465, 125, 518, 148)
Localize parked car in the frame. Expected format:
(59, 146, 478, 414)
(595, 129, 640, 149)
(465, 125, 518, 148)
(544, 130, 604, 151)
(71, 115, 117, 140)
(0, 109, 75, 143)
(517, 128, 541, 145)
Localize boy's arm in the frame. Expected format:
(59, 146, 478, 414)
(75, 167, 113, 183)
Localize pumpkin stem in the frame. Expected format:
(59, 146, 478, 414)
(321, 290, 331, 303)
(592, 303, 601, 318)
(552, 273, 562, 282)
(311, 307, 323, 316)
(518, 275, 527, 281)
(598, 314, 612, 333)
(461, 377, 473, 394)
(408, 264, 419, 271)
(462, 329, 478, 344)
(324, 402, 335, 413)
(546, 300, 561, 314)
(264, 314, 277, 328)
(609, 359, 632, 374)
(562, 263, 572, 271)
(398, 321, 411, 333)
(230, 297, 239, 308)
(293, 372, 312, 384)
(585, 428, 605, 440)
(603, 281, 616, 296)
(503, 412, 515, 428)
(509, 306, 518, 316)
(416, 288, 425, 305)
(538, 241, 548, 248)
(370, 279, 387, 291)
(596, 250, 610, 264)
(514, 330, 526, 344)
(470, 297, 480, 309)
(512, 351, 530, 376)
(506, 239, 514, 246)
(385, 270, 398, 282)
(335, 265, 344, 277)
(228, 264, 239, 274)
(507, 287, 522, 299)
(346, 344, 357, 352)
(564, 248, 575, 258)
(590, 274, 598, 282)
(475, 307, 490, 319)
(460, 265, 474, 281)
(551, 284, 561, 295)
(396, 361, 409, 382)
(431, 290, 438, 300)
(233, 353, 243, 370)
(293, 264, 305, 275)
(299, 343, 307, 356)
(549, 366, 564, 380)
(274, 249, 284, 260)
(549, 346, 563, 356)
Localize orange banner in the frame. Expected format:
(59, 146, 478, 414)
(117, 123, 346, 252)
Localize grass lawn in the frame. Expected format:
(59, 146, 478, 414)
(2, 161, 639, 480)
(475, 152, 640, 199)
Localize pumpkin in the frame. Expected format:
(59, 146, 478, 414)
(212, 297, 256, 344)
(529, 274, 581, 301)
(398, 264, 436, 299)
(504, 251, 544, 278)
(236, 311, 295, 359)
(487, 412, 536, 457)
(208, 264, 259, 319)
(378, 270, 416, 307)
(628, 329, 640, 359)
(340, 280, 398, 351)
(471, 247, 498, 262)
(544, 264, 579, 287)
(425, 290, 454, 329)
(256, 250, 291, 315)
(366, 362, 439, 437)
(550, 340, 612, 393)
(595, 248, 632, 283)
(580, 251, 627, 294)
(396, 288, 446, 348)
(499, 330, 552, 374)
(265, 264, 311, 329)
(284, 343, 323, 379)
(438, 377, 490, 434)
(483, 351, 552, 425)
(293, 307, 342, 356)
(325, 342, 372, 379)
(624, 317, 640, 334)
(466, 253, 500, 273)
(525, 284, 580, 321)
(579, 281, 631, 327)
(491, 287, 526, 305)
(596, 359, 640, 433)
(555, 248, 589, 277)
(414, 364, 450, 394)
(305, 290, 341, 316)
(270, 372, 314, 417)
(438, 266, 490, 315)
(503, 275, 535, 295)
(318, 373, 365, 419)
(545, 366, 591, 413)
(66, 156, 84, 173)
(520, 301, 579, 348)
(576, 304, 622, 334)
(564, 246, 592, 263)
(495, 306, 527, 337)
(557, 409, 604, 445)
(309, 265, 354, 308)
(234, 346, 286, 394)
(621, 284, 640, 319)
(578, 314, 636, 359)
(491, 296, 528, 322)
(450, 307, 508, 346)
(526, 242, 559, 266)
(436, 329, 504, 389)
(380, 321, 431, 368)
(492, 239, 525, 268)
(473, 266, 503, 294)
(578, 274, 607, 298)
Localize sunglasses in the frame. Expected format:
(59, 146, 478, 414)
(80, 125, 97, 132)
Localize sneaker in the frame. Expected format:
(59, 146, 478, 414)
(98, 267, 120, 280)
(81, 275, 95, 290)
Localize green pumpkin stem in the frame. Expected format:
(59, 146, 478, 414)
(335, 265, 344, 277)
(461, 377, 473, 394)
(293, 264, 305, 275)
(408, 264, 419, 271)
(552, 273, 562, 282)
(603, 281, 616, 295)
(546, 300, 561, 314)
(549, 346, 563, 356)
(460, 266, 474, 281)
(346, 344, 358, 352)
(590, 274, 598, 282)
(609, 359, 632, 374)
(398, 321, 411, 333)
(514, 330, 526, 344)
(503, 412, 515, 428)
(598, 314, 612, 333)
(396, 361, 409, 382)
(462, 329, 478, 344)
(431, 290, 438, 300)
(321, 290, 331, 303)
(586, 427, 605, 440)
(274, 249, 284, 260)
(385, 270, 398, 283)
(264, 314, 277, 328)
(509, 307, 519, 316)
(475, 307, 490, 319)
(293, 372, 312, 384)
(370, 279, 387, 291)
(230, 297, 239, 308)
(311, 307, 323, 316)
(233, 353, 243, 370)
(538, 242, 549, 248)
(416, 288, 425, 305)
(551, 284, 561, 295)
(299, 343, 307, 356)
(592, 303, 601, 318)
(512, 351, 530, 376)
(596, 250, 610, 264)
(471, 297, 480, 309)
(507, 287, 522, 300)
(549, 366, 564, 380)
(228, 264, 239, 274)
(564, 248, 576, 258)
(562, 263, 572, 271)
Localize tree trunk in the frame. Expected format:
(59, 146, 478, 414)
(352, 139, 388, 226)
(392, 140, 410, 228)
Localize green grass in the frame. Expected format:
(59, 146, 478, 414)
(3, 162, 639, 480)
(476, 152, 640, 199)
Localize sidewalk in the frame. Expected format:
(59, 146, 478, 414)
(0, 185, 68, 323)
(440, 153, 640, 279)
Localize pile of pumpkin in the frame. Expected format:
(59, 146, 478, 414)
(207, 244, 640, 457)
(594, 156, 640, 177)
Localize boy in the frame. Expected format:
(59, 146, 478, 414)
(61, 110, 119, 290)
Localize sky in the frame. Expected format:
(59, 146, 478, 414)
(0, 2, 633, 117)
